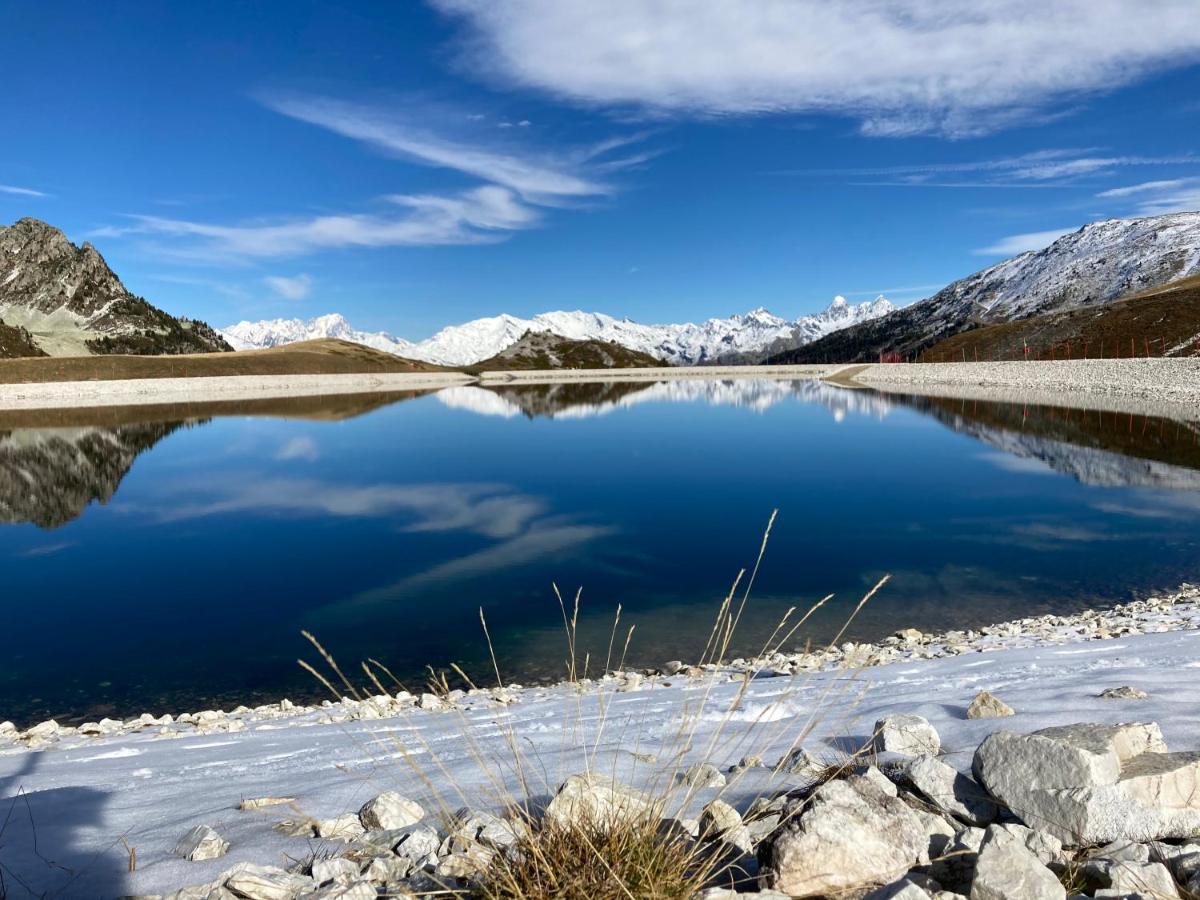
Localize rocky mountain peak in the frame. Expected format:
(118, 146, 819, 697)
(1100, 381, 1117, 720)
(1, 217, 231, 357)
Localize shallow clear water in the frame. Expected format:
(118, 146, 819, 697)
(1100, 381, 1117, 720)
(2, 379, 1198, 725)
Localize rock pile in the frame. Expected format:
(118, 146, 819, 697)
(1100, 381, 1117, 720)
(158, 717, 1200, 899)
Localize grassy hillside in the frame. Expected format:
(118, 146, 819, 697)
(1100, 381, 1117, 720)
(920, 274, 1200, 362)
(468, 330, 663, 371)
(0, 338, 453, 384)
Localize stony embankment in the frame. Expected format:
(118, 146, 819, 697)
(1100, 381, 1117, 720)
(852, 359, 1200, 418)
(4, 584, 1196, 750)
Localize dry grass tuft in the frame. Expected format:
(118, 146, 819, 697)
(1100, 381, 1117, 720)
(474, 814, 709, 900)
(297, 510, 893, 899)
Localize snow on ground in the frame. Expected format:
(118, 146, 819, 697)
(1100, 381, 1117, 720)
(2, 613, 1199, 897)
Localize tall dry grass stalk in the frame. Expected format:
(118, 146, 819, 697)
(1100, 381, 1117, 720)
(299, 509, 889, 898)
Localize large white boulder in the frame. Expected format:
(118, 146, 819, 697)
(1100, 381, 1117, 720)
(222, 863, 313, 900)
(760, 773, 928, 896)
(542, 774, 656, 830)
(873, 715, 941, 756)
(974, 722, 1200, 845)
(358, 791, 424, 830)
(173, 825, 230, 862)
(904, 755, 997, 826)
(970, 828, 1065, 900)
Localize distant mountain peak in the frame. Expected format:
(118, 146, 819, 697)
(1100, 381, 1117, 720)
(222, 295, 895, 367)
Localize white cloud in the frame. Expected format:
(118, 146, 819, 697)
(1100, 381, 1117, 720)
(431, 0, 1200, 136)
(783, 150, 1197, 185)
(275, 436, 319, 461)
(0, 184, 47, 197)
(101, 96, 646, 260)
(263, 273, 313, 300)
(260, 93, 616, 201)
(109, 185, 541, 260)
(153, 478, 548, 539)
(1097, 177, 1200, 215)
(973, 228, 1076, 256)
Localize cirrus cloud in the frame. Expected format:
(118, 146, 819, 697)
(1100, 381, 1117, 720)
(973, 228, 1076, 256)
(263, 273, 313, 300)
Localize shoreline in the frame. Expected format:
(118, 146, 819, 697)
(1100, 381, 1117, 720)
(2, 582, 1198, 898)
(4, 581, 1196, 750)
(0, 358, 1194, 416)
(0, 370, 475, 410)
(849, 358, 1200, 418)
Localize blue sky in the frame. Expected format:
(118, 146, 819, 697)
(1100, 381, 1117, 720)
(3, 1, 1199, 337)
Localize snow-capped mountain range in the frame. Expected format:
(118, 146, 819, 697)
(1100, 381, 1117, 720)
(219, 313, 414, 357)
(221, 296, 895, 367)
(770, 210, 1200, 363)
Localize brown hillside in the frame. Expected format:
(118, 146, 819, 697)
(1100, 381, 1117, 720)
(468, 330, 663, 371)
(920, 274, 1200, 362)
(0, 338, 452, 384)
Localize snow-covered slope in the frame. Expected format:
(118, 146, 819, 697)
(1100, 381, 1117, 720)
(221, 314, 413, 356)
(772, 211, 1200, 363)
(220, 297, 894, 367)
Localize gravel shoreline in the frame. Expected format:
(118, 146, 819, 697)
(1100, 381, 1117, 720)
(852, 359, 1200, 417)
(0, 371, 475, 410)
(4, 582, 1196, 753)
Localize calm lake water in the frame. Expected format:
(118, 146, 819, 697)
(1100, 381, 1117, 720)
(2, 379, 1199, 726)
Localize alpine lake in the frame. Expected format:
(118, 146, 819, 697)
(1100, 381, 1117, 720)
(2, 377, 1198, 726)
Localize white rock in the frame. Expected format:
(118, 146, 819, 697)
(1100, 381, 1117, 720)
(905, 755, 997, 826)
(970, 829, 1065, 900)
(700, 799, 753, 854)
(174, 825, 230, 861)
(862, 764, 899, 797)
(761, 773, 928, 896)
(358, 791, 424, 830)
(392, 825, 442, 865)
(316, 815, 366, 840)
(994, 823, 1065, 866)
(966, 690, 1015, 719)
(238, 797, 295, 811)
(543, 774, 655, 830)
(1102, 860, 1180, 899)
(679, 762, 726, 788)
(308, 881, 376, 900)
(974, 722, 1200, 845)
(310, 857, 360, 886)
(222, 863, 313, 900)
(777, 747, 826, 779)
(23, 720, 62, 740)
(1101, 686, 1150, 701)
(874, 714, 941, 756)
(363, 855, 412, 884)
(866, 878, 937, 900)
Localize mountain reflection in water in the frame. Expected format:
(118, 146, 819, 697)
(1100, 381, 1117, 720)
(1, 380, 1197, 528)
(1, 378, 1197, 726)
